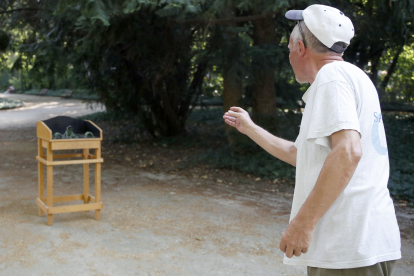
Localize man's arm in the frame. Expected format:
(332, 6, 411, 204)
(223, 107, 297, 166)
(279, 129, 362, 257)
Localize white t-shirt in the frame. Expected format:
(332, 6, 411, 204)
(283, 61, 401, 269)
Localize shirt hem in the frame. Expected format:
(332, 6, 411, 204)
(283, 251, 401, 269)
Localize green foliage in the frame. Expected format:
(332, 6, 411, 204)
(335, 0, 414, 96)
(0, 30, 10, 52)
(21, 89, 98, 100)
(187, 107, 225, 125)
(78, 110, 136, 122)
(193, 108, 414, 200)
(201, 145, 296, 180)
(0, 98, 24, 109)
(53, 0, 210, 137)
(383, 113, 414, 201)
(191, 107, 300, 181)
(0, 71, 12, 91)
(380, 44, 414, 102)
(0, 0, 413, 146)
(78, 110, 143, 143)
(78, 106, 414, 202)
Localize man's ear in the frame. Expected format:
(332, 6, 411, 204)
(297, 40, 306, 57)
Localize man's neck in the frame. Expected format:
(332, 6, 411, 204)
(307, 54, 344, 84)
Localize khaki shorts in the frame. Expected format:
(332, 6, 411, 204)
(307, 260, 397, 276)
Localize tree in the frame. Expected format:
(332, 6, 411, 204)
(70, 1, 210, 136)
(197, 0, 295, 145)
(336, 0, 414, 99)
(1, 0, 211, 136)
(1, 0, 412, 141)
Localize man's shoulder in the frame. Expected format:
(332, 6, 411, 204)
(319, 61, 360, 76)
(316, 61, 369, 88)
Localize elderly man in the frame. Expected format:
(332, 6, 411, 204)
(223, 4, 401, 275)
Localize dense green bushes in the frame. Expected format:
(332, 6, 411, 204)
(0, 98, 23, 110)
(21, 89, 99, 100)
(81, 108, 414, 201)
(200, 110, 414, 201)
(384, 113, 414, 201)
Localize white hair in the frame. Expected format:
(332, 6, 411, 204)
(291, 21, 346, 56)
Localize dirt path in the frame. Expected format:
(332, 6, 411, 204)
(0, 94, 103, 129)
(0, 95, 413, 276)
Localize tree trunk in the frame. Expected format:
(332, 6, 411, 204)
(223, 69, 243, 114)
(20, 69, 25, 92)
(380, 45, 403, 98)
(222, 65, 243, 144)
(251, 16, 277, 127)
(370, 52, 381, 88)
(221, 5, 244, 144)
(251, 70, 277, 116)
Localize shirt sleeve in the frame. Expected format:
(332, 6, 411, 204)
(307, 80, 361, 149)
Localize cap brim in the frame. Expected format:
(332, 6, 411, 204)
(285, 10, 304, 20)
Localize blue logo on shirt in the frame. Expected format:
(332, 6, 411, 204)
(371, 112, 388, 155)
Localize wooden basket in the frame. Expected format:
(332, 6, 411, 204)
(36, 116, 104, 225)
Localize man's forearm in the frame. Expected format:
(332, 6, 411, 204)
(244, 124, 297, 166)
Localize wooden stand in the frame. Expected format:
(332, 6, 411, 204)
(36, 120, 103, 226)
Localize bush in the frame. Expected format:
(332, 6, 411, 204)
(78, 110, 135, 122)
(384, 113, 414, 201)
(80, 108, 414, 201)
(0, 98, 24, 110)
(21, 89, 99, 100)
(191, 109, 414, 200)
(191, 107, 300, 182)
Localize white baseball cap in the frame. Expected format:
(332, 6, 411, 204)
(285, 4, 354, 53)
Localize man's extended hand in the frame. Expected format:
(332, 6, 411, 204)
(279, 216, 315, 258)
(223, 107, 254, 135)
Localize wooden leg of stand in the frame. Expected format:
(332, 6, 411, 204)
(94, 148, 101, 220)
(83, 149, 89, 211)
(38, 139, 44, 217)
(46, 143, 53, 226)
(46, 165, 53, 225)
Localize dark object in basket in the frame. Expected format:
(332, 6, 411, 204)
(53, 126, 95, 139)
(43, 116, 100, 139)
(53, 125, 77, 139)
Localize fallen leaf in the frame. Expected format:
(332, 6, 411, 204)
(255, 178, 260, 181)
(217, 179, 223, 183)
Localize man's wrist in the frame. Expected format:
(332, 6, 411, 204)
(295, 208, 319, 229)
(244, 123, 260, 139)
